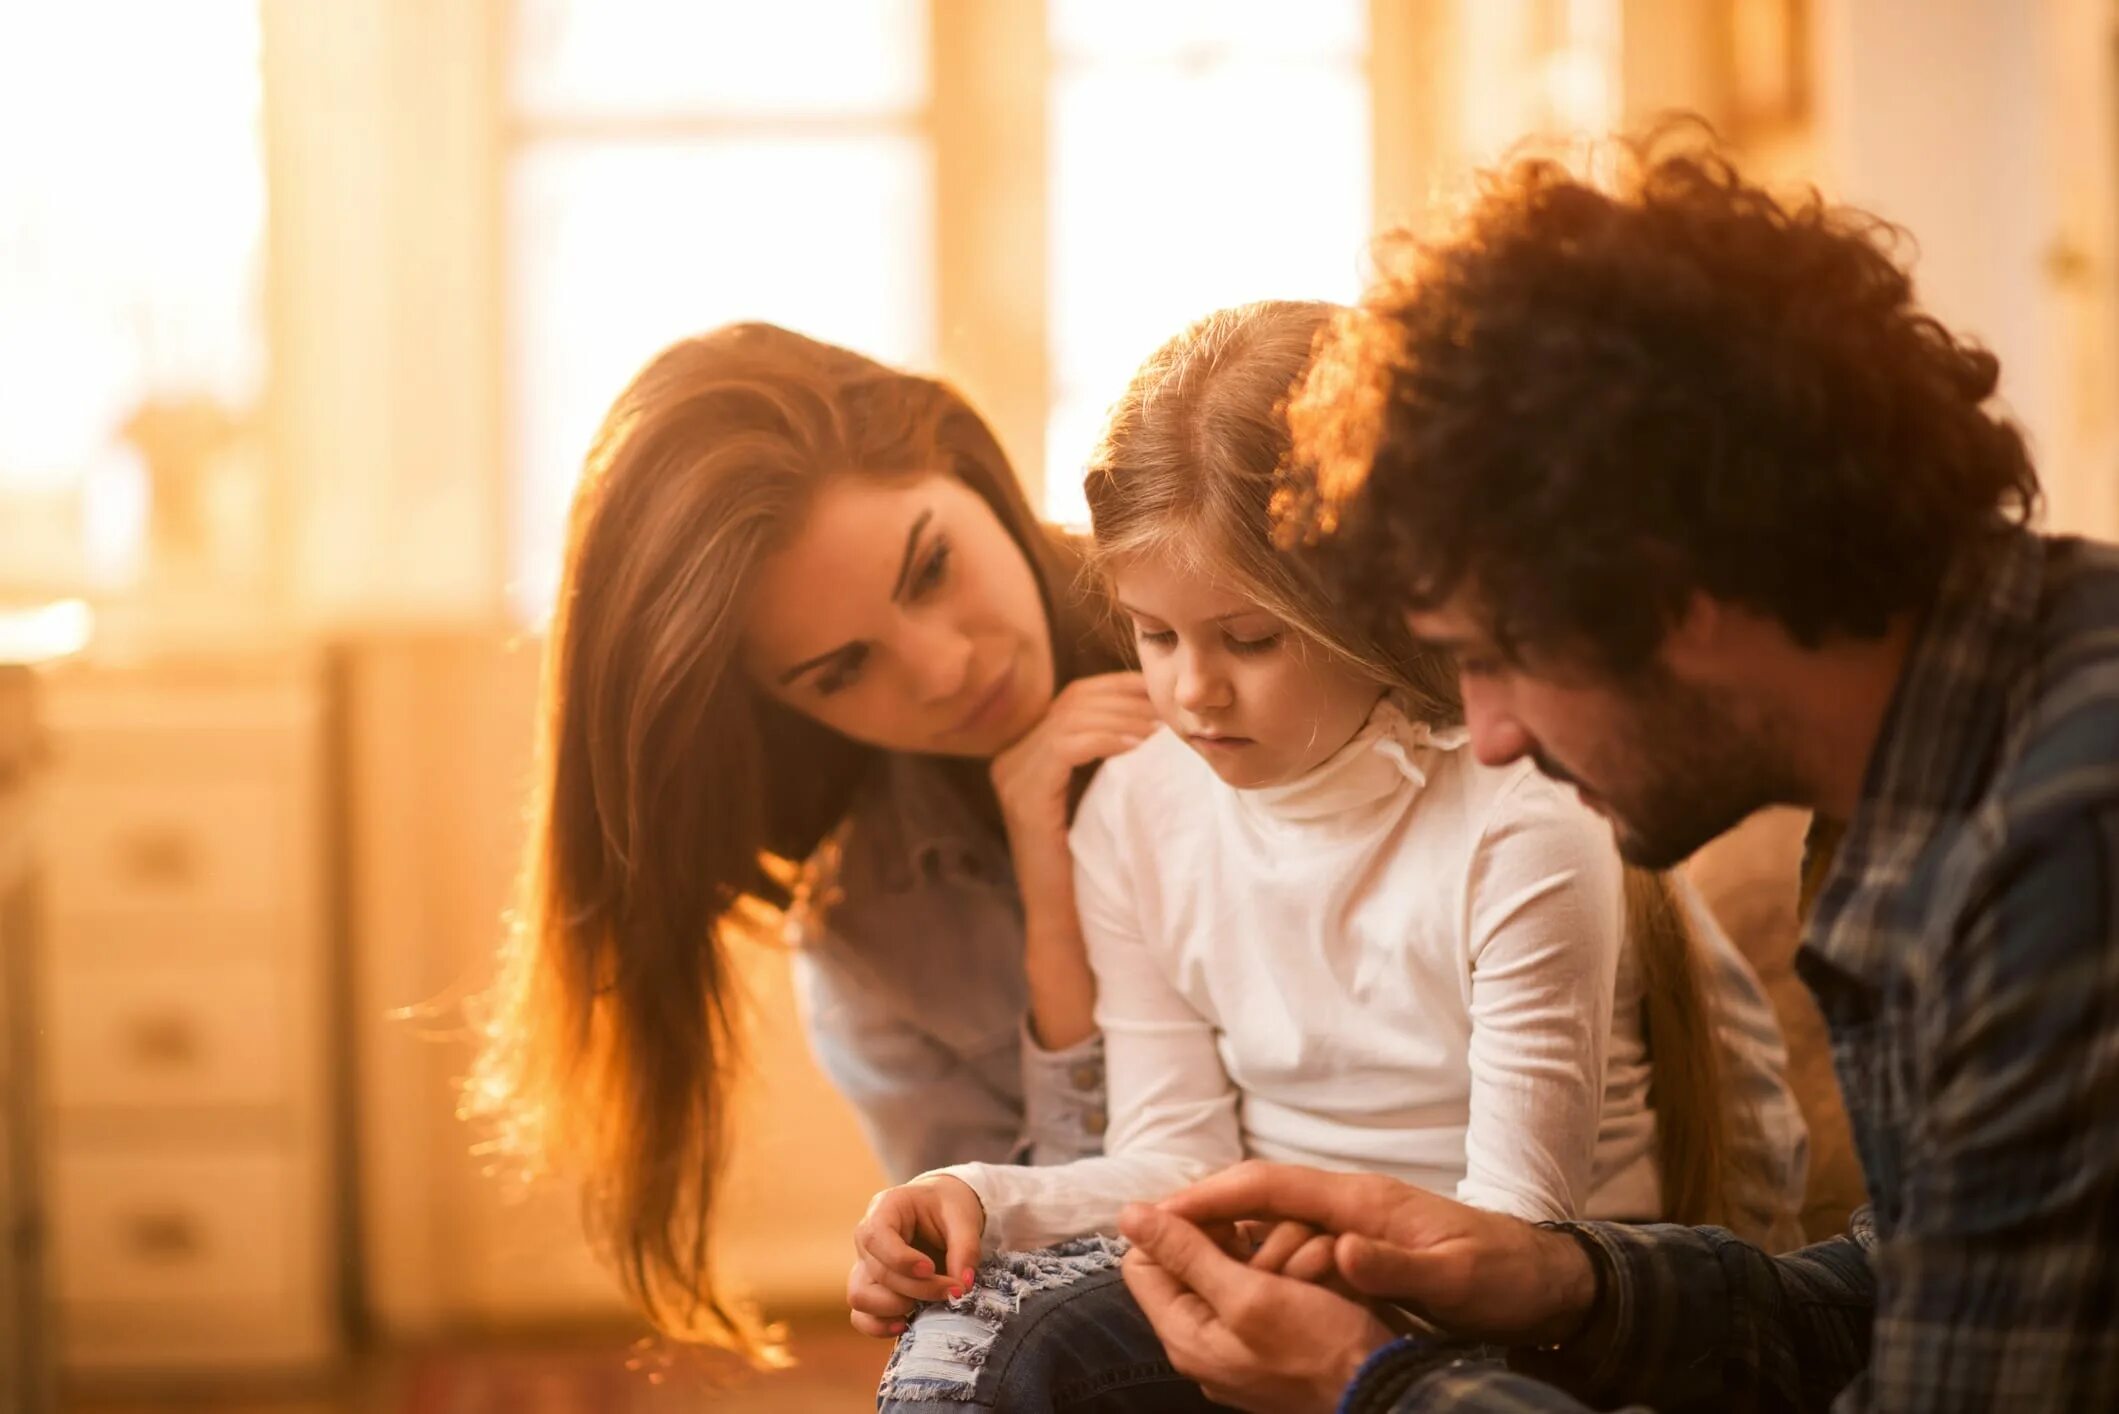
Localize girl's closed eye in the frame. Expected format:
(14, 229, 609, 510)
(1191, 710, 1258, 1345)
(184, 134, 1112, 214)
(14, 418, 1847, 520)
(1133, 621, 1177, 651)
(1223, 630, 1281, 656)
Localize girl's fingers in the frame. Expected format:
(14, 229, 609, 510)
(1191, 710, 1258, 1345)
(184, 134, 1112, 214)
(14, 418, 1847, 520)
(848, 1273, 919, 1321)
(853, 1196, 958, 1302)
(853, 1207, 936, 1282)
(1284, 1232, 1338, 1285)
(1207, 1220, 1254, 1261)
(852, 1243, 954, 1304)
(938, 1188, 985, 1302)
(849, 1308, 908, 1339)
(1247, 1220, 1318, 1275)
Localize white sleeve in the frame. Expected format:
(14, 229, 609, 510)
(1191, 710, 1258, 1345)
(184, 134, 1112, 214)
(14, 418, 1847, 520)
(923, 768, 1244, 1253)
(1456, 771, 1626, 1223)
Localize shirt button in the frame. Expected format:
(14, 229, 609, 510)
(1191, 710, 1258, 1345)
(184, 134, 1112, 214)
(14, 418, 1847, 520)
(1083, 1108, 1108, 1137)
(1069, 1062, 1102, 1091)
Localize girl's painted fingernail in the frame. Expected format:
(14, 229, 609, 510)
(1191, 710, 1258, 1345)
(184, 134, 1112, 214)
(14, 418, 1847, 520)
(947, 1286, 963, 1300)
(890, 1322, 908, 1335)
(962, 1268, 976, 1287)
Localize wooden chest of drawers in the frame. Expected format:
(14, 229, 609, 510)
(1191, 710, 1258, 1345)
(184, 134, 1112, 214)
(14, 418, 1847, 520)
(35, 651, 336, 1373)
(1, 664, 55, 1411)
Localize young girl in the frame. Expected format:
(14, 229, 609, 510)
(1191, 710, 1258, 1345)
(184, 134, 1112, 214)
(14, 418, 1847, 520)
(850, 302, 1805, 1407)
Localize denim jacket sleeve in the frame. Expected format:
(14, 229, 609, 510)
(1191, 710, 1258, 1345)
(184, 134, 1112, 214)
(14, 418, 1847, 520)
(785, 751, 1112, 1176)
(1018, 1021, 1110, 1166)
(791, 936, 1026, 1180)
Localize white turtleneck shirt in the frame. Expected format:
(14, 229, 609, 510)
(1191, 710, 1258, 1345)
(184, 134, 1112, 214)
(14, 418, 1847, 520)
(930, 702, 1664, 1254)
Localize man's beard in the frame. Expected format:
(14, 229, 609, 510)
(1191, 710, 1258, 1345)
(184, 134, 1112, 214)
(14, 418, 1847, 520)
(1539, 671, 1795, 870)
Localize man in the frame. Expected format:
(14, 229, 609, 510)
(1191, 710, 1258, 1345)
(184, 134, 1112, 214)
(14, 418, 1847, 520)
(1116, 136, 2119, 1411)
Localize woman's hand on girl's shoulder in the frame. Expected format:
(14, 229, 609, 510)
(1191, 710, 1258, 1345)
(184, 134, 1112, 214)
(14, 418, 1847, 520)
(847, 1175, 987, 1336)
(989, 672, 1157, 884)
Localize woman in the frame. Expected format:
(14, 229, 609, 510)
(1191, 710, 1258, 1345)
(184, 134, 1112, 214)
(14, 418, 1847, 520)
(467, 323, 1150, 1354)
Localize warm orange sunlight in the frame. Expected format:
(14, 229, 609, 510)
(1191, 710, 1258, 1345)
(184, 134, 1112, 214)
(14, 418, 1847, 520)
(4, 3, 2113, 1412)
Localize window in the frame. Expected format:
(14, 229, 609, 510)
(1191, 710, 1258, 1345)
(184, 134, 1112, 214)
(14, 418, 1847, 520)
(0, 1, 265, 597)
(1043, 0, 1371, 526)
(499, 2, 1617, 617)
(506, 0, 935, 621)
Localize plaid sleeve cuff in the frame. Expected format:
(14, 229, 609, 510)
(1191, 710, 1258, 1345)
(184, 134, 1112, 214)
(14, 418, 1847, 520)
(1513, 1221, 1637, 1393)
(1337, 1336, 1462, 1414)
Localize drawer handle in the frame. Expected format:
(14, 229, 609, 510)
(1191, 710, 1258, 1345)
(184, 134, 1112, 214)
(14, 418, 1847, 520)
(123, 1211, 203, 1263)
(114, 825, 198, 887)
(124, 1012, 202, 1068)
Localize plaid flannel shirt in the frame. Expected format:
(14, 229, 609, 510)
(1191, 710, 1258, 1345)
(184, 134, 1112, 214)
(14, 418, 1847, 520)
(1345, 528, 2119, 1412)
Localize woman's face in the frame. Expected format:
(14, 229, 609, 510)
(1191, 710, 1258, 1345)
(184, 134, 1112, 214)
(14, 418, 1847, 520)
(743, 473, 1056, 758)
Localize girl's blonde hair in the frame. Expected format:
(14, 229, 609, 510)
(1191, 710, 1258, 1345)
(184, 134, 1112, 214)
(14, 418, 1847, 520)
(1082, 299, 1774, 1236)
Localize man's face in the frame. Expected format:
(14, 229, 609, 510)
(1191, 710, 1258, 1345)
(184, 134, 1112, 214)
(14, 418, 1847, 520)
(1404, 596, 1794, 867)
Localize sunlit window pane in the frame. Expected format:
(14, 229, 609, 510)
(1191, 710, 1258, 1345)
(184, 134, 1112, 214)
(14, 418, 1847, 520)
(1050, 0, 1364, 62)
(0, 0, 263, 591)
(1044, 8, 1369, 526)
(513, 0, 928, 121)
(508, 137, 933, 620)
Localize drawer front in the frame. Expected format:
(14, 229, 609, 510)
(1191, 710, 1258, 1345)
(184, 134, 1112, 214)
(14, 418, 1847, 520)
(43, 773, 288, 925)
(50, 1145, 299, 1308)
(45, 959, 290, 1111)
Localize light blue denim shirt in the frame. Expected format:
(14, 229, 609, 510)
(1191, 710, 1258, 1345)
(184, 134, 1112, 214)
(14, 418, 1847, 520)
(787, 752, 1108, 1181)
(789, 752, 1808, 1230)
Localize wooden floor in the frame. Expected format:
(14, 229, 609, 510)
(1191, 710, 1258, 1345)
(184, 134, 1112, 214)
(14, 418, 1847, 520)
(62, 1313, 891, 1414)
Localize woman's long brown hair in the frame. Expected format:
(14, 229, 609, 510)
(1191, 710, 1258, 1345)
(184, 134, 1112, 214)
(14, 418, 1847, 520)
(465, 324, 1101, 1357)
(1084, 300, 1768, 1233)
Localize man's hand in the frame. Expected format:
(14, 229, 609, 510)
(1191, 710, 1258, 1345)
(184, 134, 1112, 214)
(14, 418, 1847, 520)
(1158, 1161, 1598, 1347)
(1119, 1201, 1395, 1414)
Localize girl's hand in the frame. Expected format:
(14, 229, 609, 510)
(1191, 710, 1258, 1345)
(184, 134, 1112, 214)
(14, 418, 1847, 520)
(846, 1256, 916, 1339)
(989, 672, 1156, 895)
(849, 1175, 987, 1331)
(1241, 1220, 1339, 1285)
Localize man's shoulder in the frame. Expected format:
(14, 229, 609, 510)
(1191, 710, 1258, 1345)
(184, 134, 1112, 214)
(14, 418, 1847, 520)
(2001, 535, 2119, 826)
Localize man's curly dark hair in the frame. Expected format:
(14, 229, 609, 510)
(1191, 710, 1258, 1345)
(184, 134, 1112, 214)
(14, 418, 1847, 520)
(1280, 127, 2041, 672)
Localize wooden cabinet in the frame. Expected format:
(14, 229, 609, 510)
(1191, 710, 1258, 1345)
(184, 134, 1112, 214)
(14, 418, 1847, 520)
(0, 665, 55, 1412)
(35, 651, 336, 1374)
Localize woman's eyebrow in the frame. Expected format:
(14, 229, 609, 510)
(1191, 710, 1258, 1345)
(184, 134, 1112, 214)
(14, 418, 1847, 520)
(889, 509, 934, 603)
(776, 507, 936, 687)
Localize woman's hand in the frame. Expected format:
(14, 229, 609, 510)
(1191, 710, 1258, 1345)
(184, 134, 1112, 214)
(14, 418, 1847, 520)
(992, 672, 1156, 1051)
(847, 1176, 987, 1337)
(989, 671, 1156, 902)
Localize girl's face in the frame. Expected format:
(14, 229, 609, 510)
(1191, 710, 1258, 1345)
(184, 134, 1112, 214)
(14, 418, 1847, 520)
(743, 473, 1056, 758)
(1112, 550, 1382, 789)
